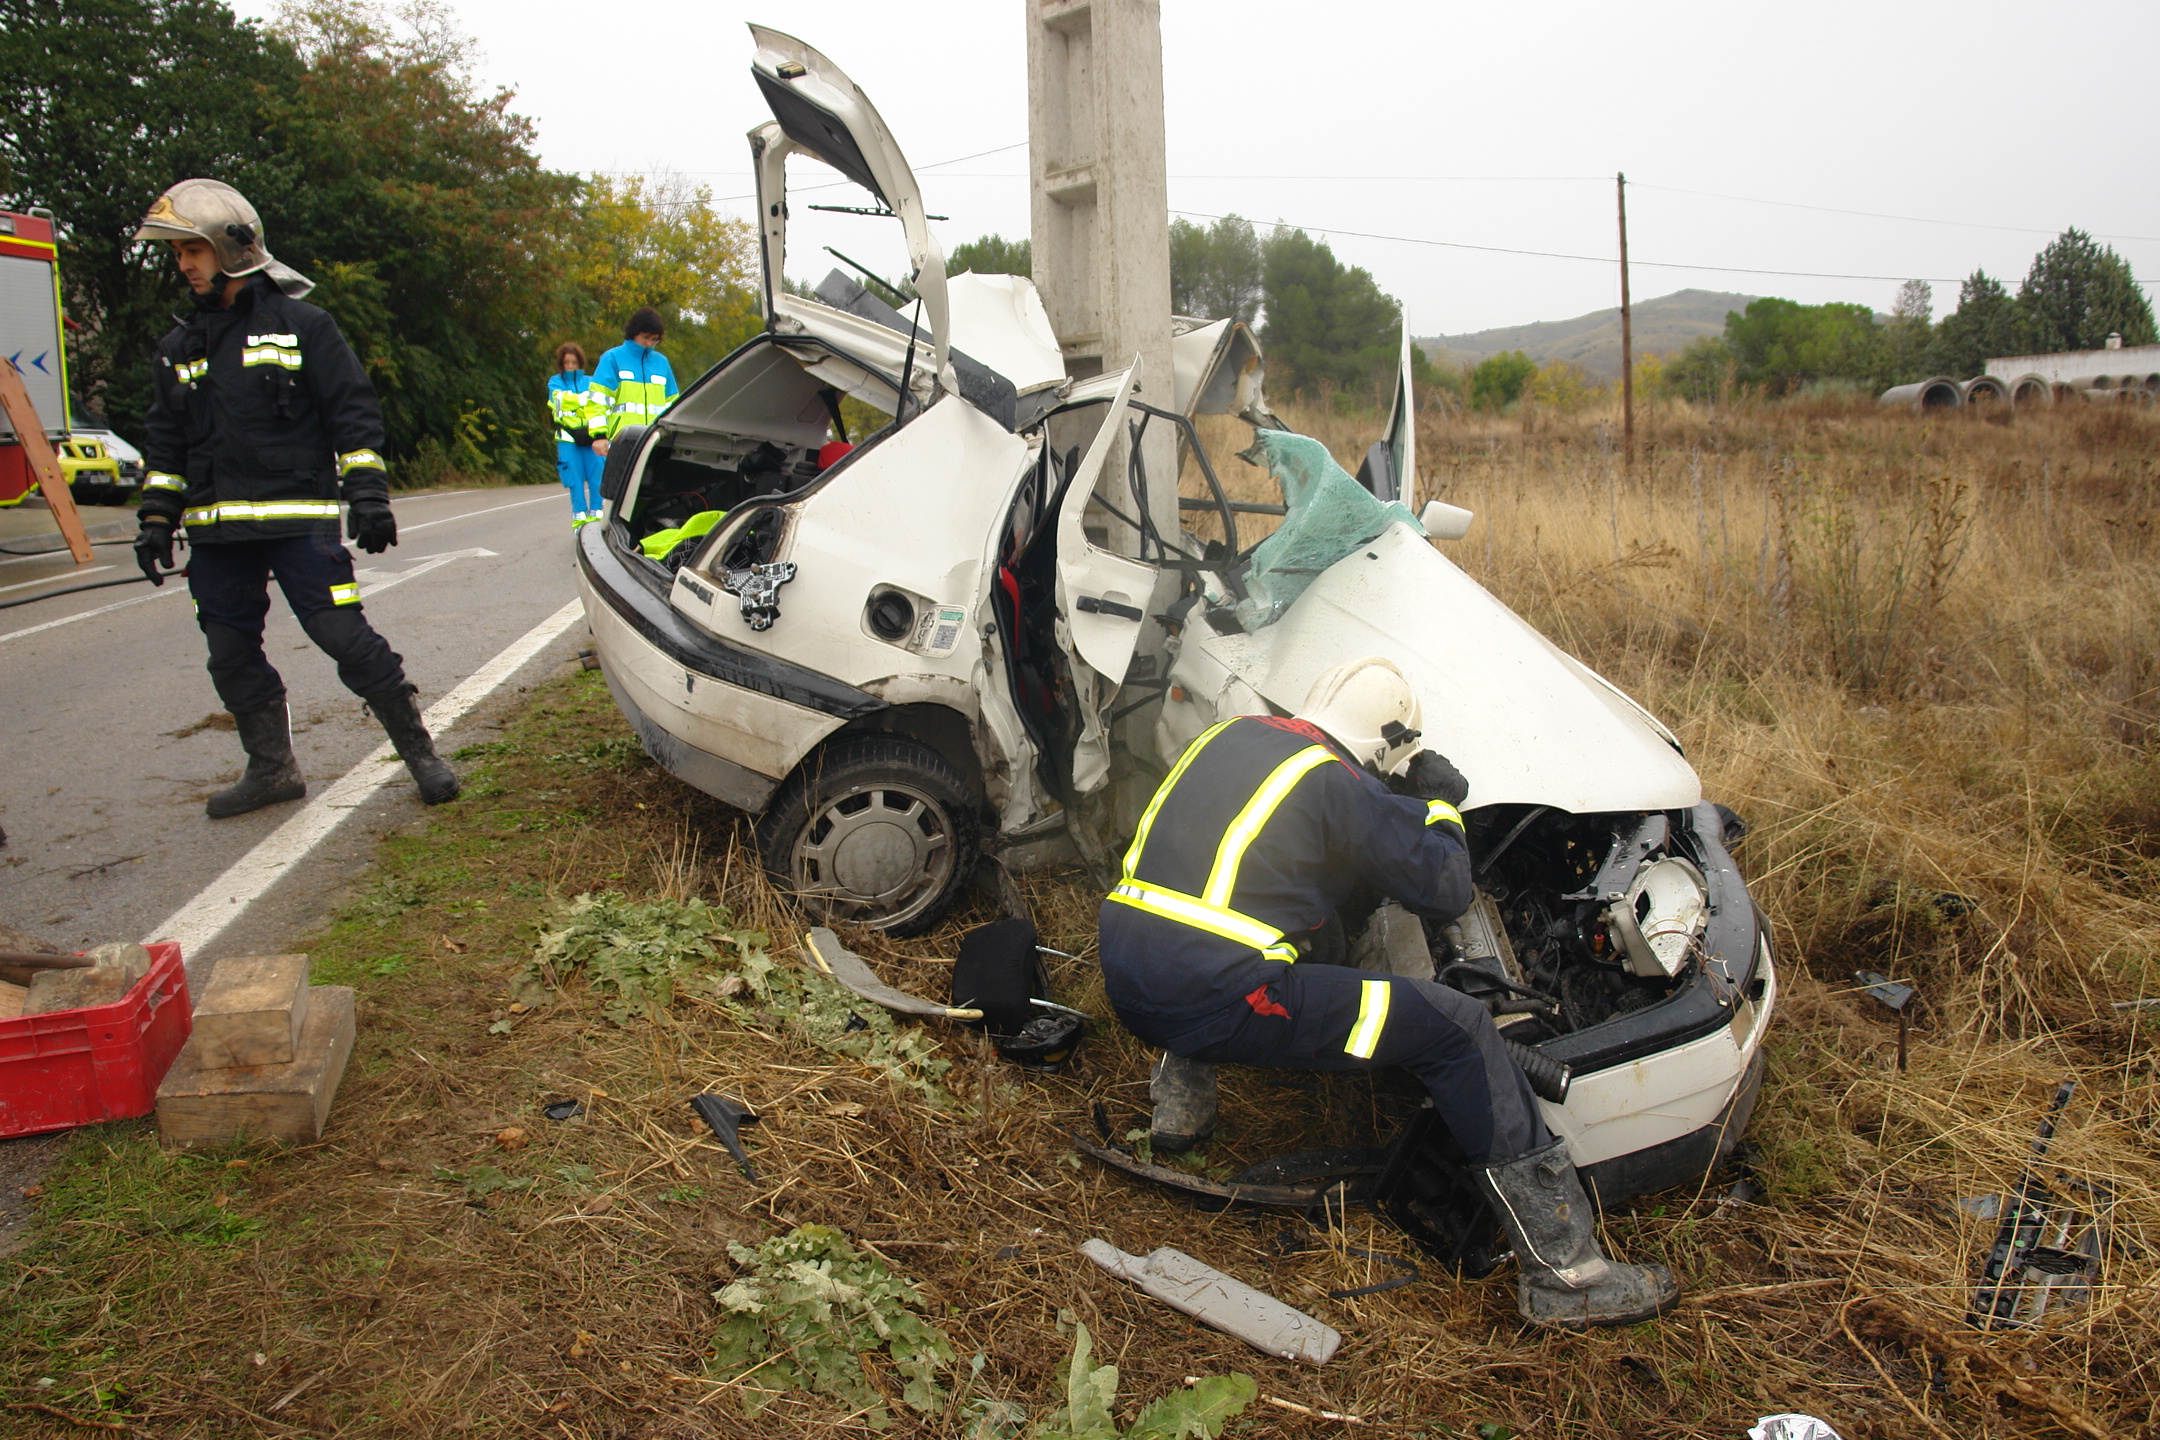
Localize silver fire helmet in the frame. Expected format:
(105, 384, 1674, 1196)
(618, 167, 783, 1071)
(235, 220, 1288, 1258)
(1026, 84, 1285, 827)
(135, 179, 313, 298)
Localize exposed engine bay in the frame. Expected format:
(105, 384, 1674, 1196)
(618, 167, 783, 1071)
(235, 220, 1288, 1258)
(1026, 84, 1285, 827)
(1439, 806, 1736, 1041)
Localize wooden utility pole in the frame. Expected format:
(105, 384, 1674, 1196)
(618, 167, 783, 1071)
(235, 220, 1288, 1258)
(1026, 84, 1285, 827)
(0, 358, 92, 563)
(1617, 171, 1634, 469)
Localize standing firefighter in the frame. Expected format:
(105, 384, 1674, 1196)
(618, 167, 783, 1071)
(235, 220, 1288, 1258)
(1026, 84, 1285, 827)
(131, 179, 457, 817)
(1097, 657, 1678, 1329)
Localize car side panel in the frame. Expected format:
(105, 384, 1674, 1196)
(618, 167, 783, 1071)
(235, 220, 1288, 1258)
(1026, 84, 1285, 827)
(578, 561, 845, 803)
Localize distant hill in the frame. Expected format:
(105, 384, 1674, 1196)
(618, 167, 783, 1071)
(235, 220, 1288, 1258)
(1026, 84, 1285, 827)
(1419, 289, 1758, 380)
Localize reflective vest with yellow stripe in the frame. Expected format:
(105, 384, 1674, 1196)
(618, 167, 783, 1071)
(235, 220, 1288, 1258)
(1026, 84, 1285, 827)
(139, 274, 393, 544)
(1096, 714, 1472, 1043)
(548, 369, 605, 443)
(588, 340, 679, 440)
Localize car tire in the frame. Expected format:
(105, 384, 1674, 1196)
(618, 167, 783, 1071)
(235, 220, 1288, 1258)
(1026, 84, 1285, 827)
(756, 736, 980, 937)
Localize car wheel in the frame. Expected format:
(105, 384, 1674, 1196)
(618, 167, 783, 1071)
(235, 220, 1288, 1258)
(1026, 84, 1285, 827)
(756, 736, 980, 936)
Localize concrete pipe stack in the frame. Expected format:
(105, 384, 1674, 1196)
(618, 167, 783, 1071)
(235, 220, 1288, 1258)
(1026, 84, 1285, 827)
(1878, 377, 1964, 410)
(1961, 376, 2008, 407)
(2008, 374, 2053, 407)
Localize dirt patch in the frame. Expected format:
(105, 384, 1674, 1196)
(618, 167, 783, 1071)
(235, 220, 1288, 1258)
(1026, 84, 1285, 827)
(165, 712, 237, 741)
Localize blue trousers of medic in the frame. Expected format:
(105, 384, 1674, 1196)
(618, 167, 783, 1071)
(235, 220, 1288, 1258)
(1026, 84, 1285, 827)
(1097, 713, 1550, 1168)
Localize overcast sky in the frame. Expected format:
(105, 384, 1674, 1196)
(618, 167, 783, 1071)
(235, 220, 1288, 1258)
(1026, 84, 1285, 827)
(237, 0, 2160, 340)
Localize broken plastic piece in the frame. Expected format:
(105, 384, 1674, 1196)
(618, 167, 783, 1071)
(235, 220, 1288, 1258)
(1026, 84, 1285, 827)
(800, 928, 984, 1020)
(689, 1094, 761, 1180)
(719, 560, 796, 630)
(1750, 1417, 1844, 1440)
(1079, 1238, 1342, 1365)
(543, 1100, 584, 1122)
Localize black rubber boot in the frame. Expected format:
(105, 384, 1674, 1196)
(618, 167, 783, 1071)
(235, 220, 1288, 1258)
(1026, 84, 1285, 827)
(206, 704, 308, 819)
(1148, 1052, 1219, 1152)
(1480, 1138, 1680, 1329)
(363, 684, 459, 805)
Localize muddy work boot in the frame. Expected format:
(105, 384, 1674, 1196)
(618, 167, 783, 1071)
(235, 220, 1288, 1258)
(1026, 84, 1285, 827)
(1480, 1138, 1679, 1329)
(362, 684, 460, 805)
(1148, 1052, 1219, 1152)
(205, 704, 308, 819)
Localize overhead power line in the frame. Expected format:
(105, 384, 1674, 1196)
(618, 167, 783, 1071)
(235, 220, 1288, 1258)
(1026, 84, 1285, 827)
(1167, 209, 1966, 284)
(1627, 181, 2160, 247)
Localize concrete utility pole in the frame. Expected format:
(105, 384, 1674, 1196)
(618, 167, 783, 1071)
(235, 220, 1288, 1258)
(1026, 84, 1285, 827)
(1617, 171, 1634, 469)
(1027, 0, 1177, 543)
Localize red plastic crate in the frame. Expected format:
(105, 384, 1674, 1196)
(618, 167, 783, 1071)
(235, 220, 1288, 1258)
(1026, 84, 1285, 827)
(0, 941, 192, 1138)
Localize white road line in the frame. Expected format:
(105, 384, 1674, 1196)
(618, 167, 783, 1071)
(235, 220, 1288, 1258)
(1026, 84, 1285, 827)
(0, 564, 114, 594)
(0, 583, 184, 644)
(149, 597, 588, 961)
(399, 492, 558, 534)
(0, 495, 555, 643)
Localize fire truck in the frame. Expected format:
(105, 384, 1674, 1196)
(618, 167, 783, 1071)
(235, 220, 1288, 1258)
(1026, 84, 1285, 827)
(1, 208, 122, 506)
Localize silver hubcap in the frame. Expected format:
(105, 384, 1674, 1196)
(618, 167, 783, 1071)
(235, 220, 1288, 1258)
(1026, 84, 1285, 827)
(789, 780, 954, 927)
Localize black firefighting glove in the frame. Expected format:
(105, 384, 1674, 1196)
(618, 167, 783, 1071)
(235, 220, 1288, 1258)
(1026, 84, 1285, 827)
(347, 497, 397, 554)
(134, 520, 175, 586)
(1394, 748, 1470, 808)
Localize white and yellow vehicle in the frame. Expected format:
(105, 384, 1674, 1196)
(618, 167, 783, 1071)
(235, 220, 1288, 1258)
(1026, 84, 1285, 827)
(576, 27, 1774, 1215)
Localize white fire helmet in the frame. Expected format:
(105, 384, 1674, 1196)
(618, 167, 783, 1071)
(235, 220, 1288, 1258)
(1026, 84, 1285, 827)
(134, 179, 313, 298)
(1297, 655, 1423, 773)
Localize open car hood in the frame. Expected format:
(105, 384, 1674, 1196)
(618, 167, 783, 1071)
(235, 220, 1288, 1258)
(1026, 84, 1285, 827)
(1197, 522, 1702, 814)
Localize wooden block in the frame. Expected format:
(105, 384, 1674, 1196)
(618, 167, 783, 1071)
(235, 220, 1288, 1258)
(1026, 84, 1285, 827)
(192, 954, 311, 1068)
(156, 986, 356, 1148)
(24, 966, 129, 1015)
(0, 981, 26, 1020)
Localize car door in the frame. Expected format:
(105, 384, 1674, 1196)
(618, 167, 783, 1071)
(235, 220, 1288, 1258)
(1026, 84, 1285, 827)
(1048, 363, 1165, 795)
(1354, 323, 1418, 509)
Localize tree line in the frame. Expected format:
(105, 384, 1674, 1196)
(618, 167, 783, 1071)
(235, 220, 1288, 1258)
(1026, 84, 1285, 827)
(3, 0, 1535, 482)
(938, 215, 1433, 404)
(1665, 230, 2155, 402)
(0, 0, 760, 485)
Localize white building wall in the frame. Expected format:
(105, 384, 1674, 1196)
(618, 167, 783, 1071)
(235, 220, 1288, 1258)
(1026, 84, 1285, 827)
(1985, 343, 2160, 385)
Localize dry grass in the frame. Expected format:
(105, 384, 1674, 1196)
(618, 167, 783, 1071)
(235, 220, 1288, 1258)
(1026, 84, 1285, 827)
(6, 399, 2160, 1438)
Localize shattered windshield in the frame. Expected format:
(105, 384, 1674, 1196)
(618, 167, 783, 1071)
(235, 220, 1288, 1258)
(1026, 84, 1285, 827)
(1235, 430, 1423, 630)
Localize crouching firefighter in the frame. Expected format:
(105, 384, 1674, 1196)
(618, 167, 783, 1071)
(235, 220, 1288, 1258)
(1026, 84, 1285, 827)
(130, 179, 457, 817)
(1096, 656, 1678, 1329)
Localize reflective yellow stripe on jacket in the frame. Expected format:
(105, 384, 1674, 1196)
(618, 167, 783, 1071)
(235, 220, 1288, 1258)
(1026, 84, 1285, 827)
(144, 471, 185, 492)
(182, 500, 342, 526)
(1104, 720, 1341, 964)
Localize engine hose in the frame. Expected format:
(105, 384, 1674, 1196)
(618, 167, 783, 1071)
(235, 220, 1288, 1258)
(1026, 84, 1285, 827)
(0, 571, 165, 610)
(1504, 1038, 1572, 1104)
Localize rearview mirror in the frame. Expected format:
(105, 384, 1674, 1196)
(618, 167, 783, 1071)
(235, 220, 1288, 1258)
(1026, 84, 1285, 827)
(1419, 499, 1474, 540)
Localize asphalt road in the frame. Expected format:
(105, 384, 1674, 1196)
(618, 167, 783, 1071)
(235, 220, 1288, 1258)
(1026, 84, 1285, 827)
(0, 486, 590, 981)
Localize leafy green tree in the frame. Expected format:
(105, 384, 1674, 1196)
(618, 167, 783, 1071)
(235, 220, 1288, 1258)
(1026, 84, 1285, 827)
(264, 0, 580, 481)
(1929, 270, 2021, 378)
(946, 233, 1030, 278)
(2016, 228, 2156, 353)
(1469, 350, 1537, 410)
(566, 173, 759, 385)
(1662, 335, 1735, 404)
(0, 0, 308, 433)
(1884, 279, 1935, 384)
(1170, 213, 1262, 325)
(1259, 226, 1399, 396)
(1723, 297, 1886, 395)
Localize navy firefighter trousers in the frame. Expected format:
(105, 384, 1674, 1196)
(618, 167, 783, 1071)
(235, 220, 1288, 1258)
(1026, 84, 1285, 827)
(186, 533, 408, 714)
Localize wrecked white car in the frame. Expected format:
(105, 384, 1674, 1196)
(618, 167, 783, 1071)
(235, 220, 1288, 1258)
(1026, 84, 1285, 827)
(574, 26, 1774, 1217)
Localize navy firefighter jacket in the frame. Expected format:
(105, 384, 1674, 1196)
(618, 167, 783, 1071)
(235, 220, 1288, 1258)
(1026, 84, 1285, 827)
(1098, 714, 1474, 1051)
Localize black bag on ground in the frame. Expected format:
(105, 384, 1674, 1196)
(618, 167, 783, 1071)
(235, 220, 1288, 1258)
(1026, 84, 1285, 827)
(950, 918, 1084, 1071)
